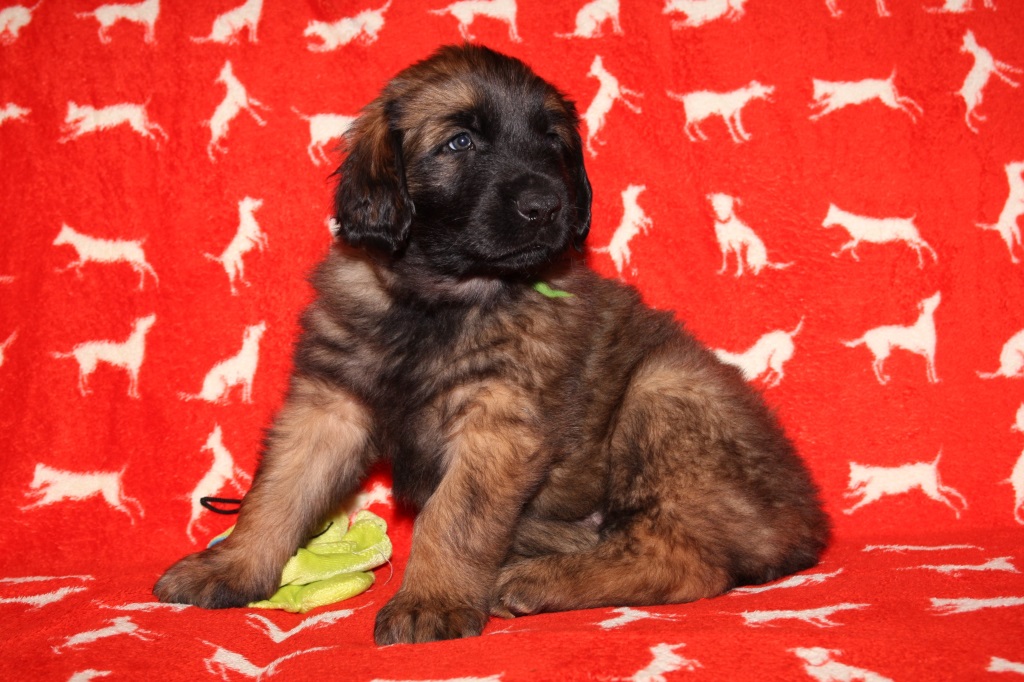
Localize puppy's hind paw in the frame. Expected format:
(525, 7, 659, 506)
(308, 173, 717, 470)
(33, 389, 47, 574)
(491, 562, 552, 618)
(153, 547, 276, 609)
(374, 592, 487, 645)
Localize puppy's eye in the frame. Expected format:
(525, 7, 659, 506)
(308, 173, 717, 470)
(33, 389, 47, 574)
(447, 133, 474, 152)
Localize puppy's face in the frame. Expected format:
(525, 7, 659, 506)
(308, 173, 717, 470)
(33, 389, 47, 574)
(336, 45, 592, 279)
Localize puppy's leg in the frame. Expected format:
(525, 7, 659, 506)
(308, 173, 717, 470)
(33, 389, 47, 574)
(493, 361, 825, 617)
(374, 383, 543, 645)
(492, 519, 732, 617)
(510, 516, 601, 557)
(154, 375, 376, 608)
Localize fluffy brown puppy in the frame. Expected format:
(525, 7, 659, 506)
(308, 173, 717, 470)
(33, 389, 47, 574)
(154, 44, 829, 645)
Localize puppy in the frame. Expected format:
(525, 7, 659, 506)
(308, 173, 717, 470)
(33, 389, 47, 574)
(154, 44, 829, 645)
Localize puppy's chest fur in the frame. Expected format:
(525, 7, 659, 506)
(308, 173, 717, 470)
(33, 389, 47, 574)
(296, 250, 653, 511)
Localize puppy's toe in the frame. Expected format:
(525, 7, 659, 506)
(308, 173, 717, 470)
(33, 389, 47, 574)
(374, 592, 487, 645)
(153, 547, 276, 609)
(491, 562, 550, 617)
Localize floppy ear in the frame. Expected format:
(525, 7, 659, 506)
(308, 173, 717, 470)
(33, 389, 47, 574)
(569, 129, 593, 251)
(334, 98, 414, 253)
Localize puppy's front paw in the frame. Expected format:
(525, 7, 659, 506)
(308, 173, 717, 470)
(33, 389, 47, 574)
(374, 592, 487, 645)
(153, 546, 277, 609)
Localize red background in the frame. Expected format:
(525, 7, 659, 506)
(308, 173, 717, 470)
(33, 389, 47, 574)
(1, 0, 1022, 679)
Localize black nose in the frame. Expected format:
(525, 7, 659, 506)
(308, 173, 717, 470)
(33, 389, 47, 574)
(515, 189, 562, 225)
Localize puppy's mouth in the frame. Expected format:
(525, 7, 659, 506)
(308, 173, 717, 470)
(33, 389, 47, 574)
(483, 236, 571, 274)
(490, 243, 553, 264)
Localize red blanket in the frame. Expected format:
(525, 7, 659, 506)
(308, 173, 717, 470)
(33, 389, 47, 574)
(2, 1, 1023, 679)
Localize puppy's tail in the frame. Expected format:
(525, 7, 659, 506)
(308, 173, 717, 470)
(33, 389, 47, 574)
(841, 335, 866, 349)
(203, 252, 224, 265)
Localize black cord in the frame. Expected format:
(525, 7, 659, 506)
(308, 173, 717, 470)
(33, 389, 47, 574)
(199, 497, 335, 540)
(200, 497, 242, 514)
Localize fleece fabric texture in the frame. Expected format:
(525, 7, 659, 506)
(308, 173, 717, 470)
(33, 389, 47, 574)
(1, 1, 1023, 680)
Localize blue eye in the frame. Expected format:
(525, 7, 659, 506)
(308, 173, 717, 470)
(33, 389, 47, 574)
(447, 133, 474, 151)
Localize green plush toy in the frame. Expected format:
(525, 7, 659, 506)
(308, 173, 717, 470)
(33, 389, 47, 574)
(208, 510, 392, 614)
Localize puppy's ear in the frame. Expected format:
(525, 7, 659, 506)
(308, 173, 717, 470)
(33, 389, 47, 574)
(335, 99, 414, 253)
(569, 130, 592, 251)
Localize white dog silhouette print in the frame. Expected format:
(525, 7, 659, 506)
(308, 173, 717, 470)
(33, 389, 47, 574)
(592, 184, 652, 277)
(959, 30, 1021, 134)
(844, 451, 968, 517)
(0, 330, 16, 367)
(304, 1, 391, 51)
(205, 197, 267, 296)
(978, 161, 1024, 264)
(53, 617, 154, 653)
(731, 568, 844, 595)
(60, 101, 167, 147)
(668, 81, 774, 143)
(740, 603, 868, 627)
(978, 328, 1024, 379)
(556, 0, 622, 38)
(76, 0, 160, 44)
(0, 585, 90, 609)
(203, 643, 335, 680)
(180, 322, 266, 404)
(825, 0, 889, 17)
(0, 102, 30, 126)
(990, 658, 1024, 675)
(632, 643, 702, 679)
(1008, 448, 1024, 525)
(1008, 404, 1024, 525)
(583, 56, 642, 156)
(900, 556, 1018, 576)
(596, 606, 681, 630)
(823, 204, 937, 268)
(791, 648, 893, 682)
(206, 61, 269, 161)
(53, 224, 159, 291)
(663, 0, 747, 28)
(343, 481, 394, 516)
(245, 610, 362, 643)
(430, 0, 522, 43)
(52, 314, 157, 399)
(810, 70, 922, 122)
(0, 2, 41, 44)
(926, 0, 995, 12)
(192, 0, 262, 44)
(714, 319, 804, 388)
(187, 425, 252, 543)
(931, 596, 1024, 615)
(709, 193, 791, 276)
(23, 464, 144, 523)
(843, 292, 940, 384)
(293, 109, 355, 165)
